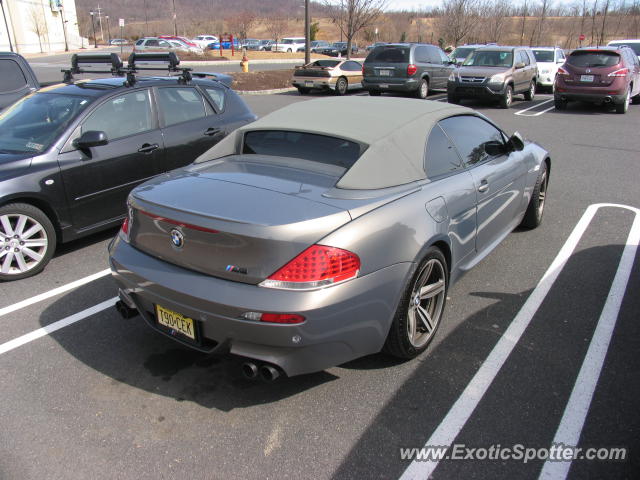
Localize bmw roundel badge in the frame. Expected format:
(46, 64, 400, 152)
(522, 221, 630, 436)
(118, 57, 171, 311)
(170, 228, 184, 248)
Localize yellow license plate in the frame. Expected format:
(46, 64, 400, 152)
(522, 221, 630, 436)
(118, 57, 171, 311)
(156, 305, 196, 340)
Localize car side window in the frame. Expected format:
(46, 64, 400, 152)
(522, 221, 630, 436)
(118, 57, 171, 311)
(427, 46, 442, 64)
(342, 61, 361, 71)
(439, 115, 505, 167)
(157, 87, 207, 126)
(415, 46, 429, 63)
(438, 49, 450, 64)
(0, 59, 28, 92)
(204, 87, 225, 111)
(82, 90, 153, 141)
(146, 39, 159, 47)
(425, 124, 463, 179)
(518, 51, 530, 65)
(159, 40, 170, 48)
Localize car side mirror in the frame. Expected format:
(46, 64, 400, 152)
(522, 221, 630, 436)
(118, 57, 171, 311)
(74, 130, 109, 149)
(507, 132, 525, 152)
(515, 62, 526, 69)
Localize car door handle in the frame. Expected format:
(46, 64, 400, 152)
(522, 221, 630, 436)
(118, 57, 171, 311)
(478, 180, 489, 193)
(138, 143, 159, 154)
(204, 127, 222, 136)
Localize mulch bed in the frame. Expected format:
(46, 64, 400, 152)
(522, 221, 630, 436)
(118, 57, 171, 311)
(231, 69, 294, 91)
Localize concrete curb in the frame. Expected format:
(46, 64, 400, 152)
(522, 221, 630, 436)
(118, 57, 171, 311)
(182, 57, 367, 66)
(237, 87, 297, 95)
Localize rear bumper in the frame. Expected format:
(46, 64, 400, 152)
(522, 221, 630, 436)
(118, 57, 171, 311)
(447, 81, 507, 98)
(554, 90, 627, 104)
(555, 77, 628, 103)
(362, 77, 418, 92)
(292, 76, 336, 90)
(108, 237, 411, 377)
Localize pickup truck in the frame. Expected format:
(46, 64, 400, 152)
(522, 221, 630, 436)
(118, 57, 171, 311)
(0, 52, 40, 111)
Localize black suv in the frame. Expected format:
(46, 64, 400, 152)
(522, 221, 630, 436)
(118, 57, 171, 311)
(0, 53, 256, 281)
(1, 52, 40, 111)
(362, 43, 455, 98)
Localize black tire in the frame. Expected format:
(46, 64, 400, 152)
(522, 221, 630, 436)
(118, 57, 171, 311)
(524, 80, 536, 101)
(415, 78, 429, 99)
(297, 87, 310, 95)
(335, 76, 348, 96)
(447, 93, 459, 104)
(383, 247, 448, 359)
(368, 90, 381, 96)
(520, 162, 548, 229)
(499, 85, 513, 109)
(615, 89, 630, 114)
(287, 48, 292, 53)
(0, 203, 57, 281)
(554, 96, 567, 110)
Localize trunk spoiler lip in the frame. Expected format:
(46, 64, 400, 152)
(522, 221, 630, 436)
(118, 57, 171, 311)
(137, 208, 220, 234)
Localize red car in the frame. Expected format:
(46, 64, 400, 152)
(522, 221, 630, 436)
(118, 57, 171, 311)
(158, 35, 197, 48)
(554, 46, 640, 113)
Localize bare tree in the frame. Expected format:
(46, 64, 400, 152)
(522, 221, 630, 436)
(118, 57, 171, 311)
(483, 0, 511, 44)
(28, 6, 49, 53)
(226, 11, 257, 40)
(520, 0, 529, 45)
(324, 0, 388, 59)
(535, 0, 550, 46)
(598, 0, 611, 45)
(265, 16, 288, 51)
(439, 0, 481, 47)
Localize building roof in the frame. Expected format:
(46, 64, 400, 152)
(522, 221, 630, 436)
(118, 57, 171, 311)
(196, 96, 473, 189)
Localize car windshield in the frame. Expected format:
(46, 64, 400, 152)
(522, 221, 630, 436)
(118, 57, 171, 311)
(0, 93, 92, 154)
(463, 50, 513, 67)
(368, 46, 410, 63)
(310, 60, 341, 67)
(452, 47, 475, 59)
(533, 50, 555, 62)
(609, 42, 640, 56)
(568, 51, 621, 67)
(242, 130, 362, 169)
(333, 43, 347, 48)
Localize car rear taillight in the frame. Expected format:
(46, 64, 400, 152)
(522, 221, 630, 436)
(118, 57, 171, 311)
(241, 311, 305, 324)
(557, 66, 569, 76)
(608, 67, 629, 77)
(260, 245, 360, 290)
(407, 64, 417, 76)
(120, 216, 130, 242)
(362, 64, 365, 75)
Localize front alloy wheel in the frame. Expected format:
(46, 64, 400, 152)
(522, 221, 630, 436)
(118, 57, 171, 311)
(500, 85, 513, 108)
(0, 203, 56, 281)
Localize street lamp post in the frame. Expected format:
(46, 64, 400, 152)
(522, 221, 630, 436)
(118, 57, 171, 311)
(60, 5, 69, 52)
(105, 15, 111, 43)
(172, 0, 177, 36)
(304, 0, 310, 64)
(90, 11, 97, 48)
(0, 0, 14, 52)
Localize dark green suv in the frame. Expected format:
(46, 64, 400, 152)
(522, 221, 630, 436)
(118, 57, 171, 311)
(363, 43, 455, 98)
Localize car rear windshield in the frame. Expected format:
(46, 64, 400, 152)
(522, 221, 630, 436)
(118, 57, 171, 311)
(0, 93, 92, 154)
(310, 60, 341, 67)
(608, 42, 640, 56)
(533, 50, 555, 62)
(463, 50, 513, 67)
(568, 51, 620, 67)
(242, 130, 363, 169)
(367, 46, 410, 63)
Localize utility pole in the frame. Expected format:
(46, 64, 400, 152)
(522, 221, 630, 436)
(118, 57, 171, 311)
(60, 4, 69, 51)
(172, 0, 178, 36)
(96, 3, 104, 43)
(90, 11, 97, 48)
(304, 0, 310, 64)
(105, 15, 111, 43)
(143, 0, 148, 35)
(0, 0, 14, 53)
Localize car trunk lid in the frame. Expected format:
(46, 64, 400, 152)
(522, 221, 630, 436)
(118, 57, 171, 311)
(565, 50, 622, 87)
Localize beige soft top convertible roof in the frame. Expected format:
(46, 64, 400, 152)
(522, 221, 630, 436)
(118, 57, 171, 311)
(196, 96, 473, 189)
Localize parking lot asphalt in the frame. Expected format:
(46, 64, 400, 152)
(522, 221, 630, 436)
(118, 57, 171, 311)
(1, 87, 639, 479)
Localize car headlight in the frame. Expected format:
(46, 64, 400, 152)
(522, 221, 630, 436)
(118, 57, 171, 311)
(489, 74, 505, 83)
(448, 72, 456, 81)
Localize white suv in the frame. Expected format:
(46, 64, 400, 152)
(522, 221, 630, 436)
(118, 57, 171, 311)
(273, 37, 306, 53)
(608, 39, 640, 60)
(532, 46, 566, 91)
(192, 35, 219, 49)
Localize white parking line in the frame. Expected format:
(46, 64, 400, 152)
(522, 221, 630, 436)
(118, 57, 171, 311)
(399, 203, 639, 480)
(539, 209, 640, 479)
(0, 297, 117, 356)
(0, 269, 111, 318)
(514, 99, 554, 116)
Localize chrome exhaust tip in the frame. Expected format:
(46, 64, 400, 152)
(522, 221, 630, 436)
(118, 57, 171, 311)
(115, 300, 138, 319)
(242, 362, 259, 379)
(259, 364, 281, 382)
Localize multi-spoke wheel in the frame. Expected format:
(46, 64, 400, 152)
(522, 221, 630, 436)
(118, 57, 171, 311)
(520, 162, 549, 229)
(0, 203, 56, 281)
(384, 247, 448, 358)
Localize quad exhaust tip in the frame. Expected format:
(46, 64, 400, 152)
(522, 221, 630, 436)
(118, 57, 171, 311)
(242, 362, 283, 382)
(242, 362, 259, 379)
(260, 364, 281, 382)
(115, 300, 138, 319)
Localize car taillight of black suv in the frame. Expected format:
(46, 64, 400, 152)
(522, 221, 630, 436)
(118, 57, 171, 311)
(554, 46, 640, 113)
(362, 43, 455, 99)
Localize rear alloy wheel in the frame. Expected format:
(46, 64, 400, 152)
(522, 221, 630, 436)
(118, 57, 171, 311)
(335, 76, 348, 96)
(554, 96, 567, 110)
(384, 247, 448, 359)
(415, 78, 429, 99)
(524, 81, 536, 101)
(0, 203, 56, 281)
(615, 89, 630, 114)
(287, 48, 292, 53)
(520, 162, 548, 229)
(297, 87, 310, 95)
(499, 85, 513, 108)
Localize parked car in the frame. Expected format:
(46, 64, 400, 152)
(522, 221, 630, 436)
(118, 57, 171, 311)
(0, 53, 256, 281)
(108, 96, 550, 379)
(449, 44, 486, 65)
(257, 40, 274, 51)
(366, 42, 387, 52)
(241, 38, 261, 50)
(0, 52, 39, 112)
(273, 37, 306, 53)
(159, 35, 198, 48)
(133, 37, 173, 52)
(192, 35, 219, 49)
(166, 39, 204, 55)
(554, 46, 640, 113)
(292, 59, 363, 95)
(109, 38, 128, 45)
(207, 39, 240, 50)
(607, 39, 640, 60)
(319, 42, 359, 57)
(297, 40, 331, 53)
(447, 46, 538, 108)
(532, 46, 566, 91)
(362, 43, 455, 98)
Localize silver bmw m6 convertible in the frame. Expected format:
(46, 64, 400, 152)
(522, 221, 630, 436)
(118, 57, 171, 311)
(109, 97, 550, 380)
